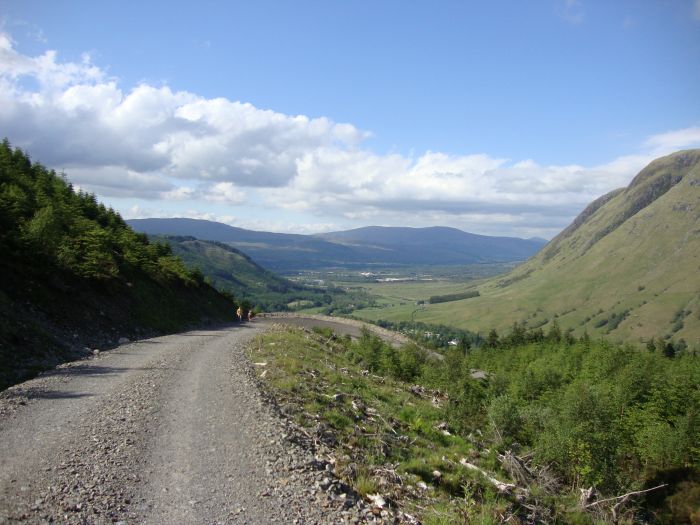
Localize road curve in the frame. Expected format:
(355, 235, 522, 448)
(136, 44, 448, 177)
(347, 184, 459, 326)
(258, 313, 413, 348)
(0, 324, 358, 524)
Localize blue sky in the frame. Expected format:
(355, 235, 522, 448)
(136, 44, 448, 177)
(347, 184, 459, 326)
(1, 0, 699, 238)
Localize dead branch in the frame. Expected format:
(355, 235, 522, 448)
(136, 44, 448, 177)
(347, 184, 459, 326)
(582, 484, 667, 509)
(459, 459, 517, 494)
(497, 450, 535, 487)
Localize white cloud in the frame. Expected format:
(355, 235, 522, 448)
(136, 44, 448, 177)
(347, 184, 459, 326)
(160, 186, 196, 201)
(1, 32, 698, 239)
(0, 32, 365, 189)
(159, 182, 246, 204)
(202, 182, 246, 204)
(643, 126, 700, 154)
(65, 166, 173, 199)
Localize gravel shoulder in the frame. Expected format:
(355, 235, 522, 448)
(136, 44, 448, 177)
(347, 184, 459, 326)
(0, 323, 371, 524)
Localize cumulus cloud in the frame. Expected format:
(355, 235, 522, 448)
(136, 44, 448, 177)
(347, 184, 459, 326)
(1, 32, 699, 238)
(201, 182, 246, 204)
(0, 32, 366, 189)
(158, 182, 246, 204)
(64, 166, 174, 199)
(262, 149, 649, 222)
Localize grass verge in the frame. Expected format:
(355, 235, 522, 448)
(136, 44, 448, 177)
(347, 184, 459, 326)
(247, 324, 546, 524)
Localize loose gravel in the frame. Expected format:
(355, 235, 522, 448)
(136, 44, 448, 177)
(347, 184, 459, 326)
(0, 323, 397, 524)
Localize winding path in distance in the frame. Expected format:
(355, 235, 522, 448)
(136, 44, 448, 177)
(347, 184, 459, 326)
(259, 313, 415, 348)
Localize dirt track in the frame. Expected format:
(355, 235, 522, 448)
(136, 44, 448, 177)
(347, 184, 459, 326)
(0, 323, 373, 524)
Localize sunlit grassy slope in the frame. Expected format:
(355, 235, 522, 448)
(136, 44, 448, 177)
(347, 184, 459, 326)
(361, 150, 700, 345)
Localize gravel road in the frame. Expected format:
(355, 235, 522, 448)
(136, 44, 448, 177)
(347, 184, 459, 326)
(0, 323, 379, 524)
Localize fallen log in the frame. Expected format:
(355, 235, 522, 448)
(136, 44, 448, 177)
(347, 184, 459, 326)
(459, 458, 517, 493)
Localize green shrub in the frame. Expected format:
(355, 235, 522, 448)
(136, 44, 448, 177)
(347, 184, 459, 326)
(486, 394, 521, 444)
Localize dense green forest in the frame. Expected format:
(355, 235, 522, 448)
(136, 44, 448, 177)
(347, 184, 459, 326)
(254, 323, 699, 523)
(386, 327, 698, 522)
(0, 140, 236, 388)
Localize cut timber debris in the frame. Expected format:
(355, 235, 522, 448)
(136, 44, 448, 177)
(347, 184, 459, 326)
(459, 458, 517, 494)
(497, 450, 535, 487)
(581, 483, 667, 523)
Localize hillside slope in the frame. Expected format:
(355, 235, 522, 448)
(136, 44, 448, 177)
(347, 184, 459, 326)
(415, 149, 700, 345)
(127, 219, 545, 271)
(161, 236, 333, 310)
(0, 141, 236, 389)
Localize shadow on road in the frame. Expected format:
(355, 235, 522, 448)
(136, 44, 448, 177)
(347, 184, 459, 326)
(45, 365, 132, 377)
(28, 390, 95, 399)
(39, 364, 185, 379)
(4, 389, 95, 400)
(176, 324, 258, 336)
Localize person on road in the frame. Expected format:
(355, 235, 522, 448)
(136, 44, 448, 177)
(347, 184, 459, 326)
(236, 306, 242, 322)
(248, 310, 254, 322)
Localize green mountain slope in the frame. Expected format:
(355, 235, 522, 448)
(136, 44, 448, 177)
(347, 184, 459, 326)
(161, 236, 333, 310)
(415, 149, 700, 345)
(0, 140, 236, 389)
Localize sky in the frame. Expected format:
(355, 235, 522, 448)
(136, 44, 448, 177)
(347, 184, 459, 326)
(1, 0, 699, 239)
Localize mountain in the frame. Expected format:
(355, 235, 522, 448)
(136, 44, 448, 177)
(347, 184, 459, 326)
(316, 226, 545, 262)
(415, 149, 700, 344)
(127, 219, 546, 272)
(160, 236, 334, 310)
(0, 141, 236, 389)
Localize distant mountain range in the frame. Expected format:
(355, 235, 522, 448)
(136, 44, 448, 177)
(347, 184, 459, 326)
(413, 149, 700, 344)
(126, 220, 546, 272)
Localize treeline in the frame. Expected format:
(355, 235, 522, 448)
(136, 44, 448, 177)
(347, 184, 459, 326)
(485, 321, 694, 358)
(318, 285, 377, 316)
(0, 140, 207, 286)
(428, 289, 480, 304)
(374, 318, 481, 349)
(0, 140, 237, 387)
(348, 324, 700, 523)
